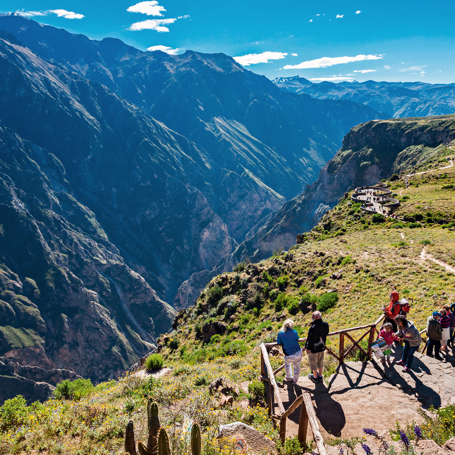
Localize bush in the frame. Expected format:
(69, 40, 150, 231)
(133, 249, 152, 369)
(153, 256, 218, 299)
(372, 213, 385, 223)
(207, 285, 223, 305)
(210, 334, 221, 344)
(408, 222, 422, 228)
(269, 289, 279, 301)
(390, 173, 399, 181)
(248, 380, 265, 400)
(314, 276, 327, 288)
(276, 275, 289, 290)
(341, 255, 352, 266)
(300, 293, 318, 307)
(218, 340, 247, 357)
(145, 353, 164, 371)
(54, 378, 94, 401)
(262, 270, 273, 283)
(287, 297, 300, 315)
(317, 292, 339, 312)
(233, 262, 245, 272)
(413, 213, 424, 221)
(0, 395, 28, 430)
(168, 338, 179, 350)
(282, 436, 307, 455)
(246, 292, 263, 310)
(420, 239, 432, 245)
(274, 293, 288, 311)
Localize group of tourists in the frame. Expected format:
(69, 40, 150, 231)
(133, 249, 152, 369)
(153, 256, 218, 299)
(276, 292, 455, 384)
(276, 311, 329, 384)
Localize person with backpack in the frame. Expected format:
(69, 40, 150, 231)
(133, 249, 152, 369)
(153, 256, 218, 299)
(426, 311, 442, 360)
(305, 311, 329, 383)
(276, 319, 302, 384)
(384, 292, 411, 331)
(395, 315, 422, 373)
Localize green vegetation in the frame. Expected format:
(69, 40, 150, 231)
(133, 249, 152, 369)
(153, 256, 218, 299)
(317, 292, 339, 313)
(145, 354, 164, 371)
(53, 378, 95, 401)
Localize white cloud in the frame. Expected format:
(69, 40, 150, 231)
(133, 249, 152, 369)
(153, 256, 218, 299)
(291, 53, 298, 56)
(17, 10, 46, 17)
(129, 18, 177, 32)
(310, 76, 354, 82)
(384, 65, 391, 70)
(309, 19, 313, 22)
(283, 54, 383, 70)
(178, 15, 190, 19)
(49, 9, 84, 19)
(234, 51, 288, 66)
(336, 14, 344, 18)
(316, 13, 320, 16)
(399, 65, 427, 72)
(127, 1, 165, 17)
(353, 69, 377, 73)
(147, 45, 182, 55)
(356, 10, 361, 14)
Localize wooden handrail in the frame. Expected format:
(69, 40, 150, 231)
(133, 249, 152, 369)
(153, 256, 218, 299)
(303, 393, 327, 455)
(260, 343, 285, 415)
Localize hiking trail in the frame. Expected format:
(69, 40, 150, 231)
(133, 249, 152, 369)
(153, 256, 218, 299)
(420, 247, 455, 274)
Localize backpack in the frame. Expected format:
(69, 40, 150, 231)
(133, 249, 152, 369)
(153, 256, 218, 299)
(386, 298, 410, 318)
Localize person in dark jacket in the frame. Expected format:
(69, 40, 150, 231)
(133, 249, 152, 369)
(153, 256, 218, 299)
(304, 311, 329, 382)
(426, 311, 442, 360)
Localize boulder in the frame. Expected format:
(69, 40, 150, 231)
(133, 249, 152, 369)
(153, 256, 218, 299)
(202, 321, 227, 343)
(416, 440, 448, 455)
(444, 438, 455, 452)
(217, 422, 276, 454)
(209, 378, 239, 397)
(219, 394, 234, 407)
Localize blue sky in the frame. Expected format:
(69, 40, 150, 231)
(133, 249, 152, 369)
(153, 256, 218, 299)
(2, 0, 455, 84)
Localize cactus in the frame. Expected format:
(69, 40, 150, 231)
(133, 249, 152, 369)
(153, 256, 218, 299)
(158, 428, 171, 455)
(191, 423, 201, 455)
(125, 420, 138, 455)
(138, 400, 161, 455)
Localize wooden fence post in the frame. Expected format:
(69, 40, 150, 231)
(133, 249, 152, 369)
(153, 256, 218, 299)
(298, 400, 309, 446)
(367, 326, 376, 359)
(280, 417, 287, 444)
(339, 333, 345, 364)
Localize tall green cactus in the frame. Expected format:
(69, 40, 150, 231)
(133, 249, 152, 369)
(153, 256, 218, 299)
(158, 428, 171, 455)
(138, 400, 161, 455)
(125, 420, 138, 455)
(191, 423, 201, 455)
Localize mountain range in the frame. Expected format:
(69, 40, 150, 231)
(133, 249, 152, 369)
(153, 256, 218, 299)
(0, 13, 454, 401)
(274, 76, 455, 119)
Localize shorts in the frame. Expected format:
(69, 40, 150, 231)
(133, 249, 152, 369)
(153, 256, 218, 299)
(307, 351, 324, 371)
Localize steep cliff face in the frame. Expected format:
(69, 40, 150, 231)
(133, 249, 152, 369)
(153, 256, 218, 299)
(0, 123, 179, 399)
(274, 76, 455, 119)
(206, 115, 455, 268)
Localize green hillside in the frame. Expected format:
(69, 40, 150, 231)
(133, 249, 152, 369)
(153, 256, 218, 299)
(1, 135, 455, 454)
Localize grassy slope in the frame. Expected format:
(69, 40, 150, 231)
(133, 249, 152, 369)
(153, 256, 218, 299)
(2, 140, 455, 454)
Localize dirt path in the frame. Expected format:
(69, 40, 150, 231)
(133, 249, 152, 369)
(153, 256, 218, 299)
(134, 367, 171, 379)
(407, 159, 454, 177)
(420, 248, 455, 274)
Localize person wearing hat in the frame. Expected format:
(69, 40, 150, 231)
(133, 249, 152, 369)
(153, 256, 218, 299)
(426, 311, 442, 360)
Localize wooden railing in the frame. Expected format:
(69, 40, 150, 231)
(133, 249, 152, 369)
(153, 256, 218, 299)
(259, 314, 386, 450)
(260, 315, 430, 450)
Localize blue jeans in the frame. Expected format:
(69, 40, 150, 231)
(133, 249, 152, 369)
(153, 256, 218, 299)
(402, 341, 419, 369)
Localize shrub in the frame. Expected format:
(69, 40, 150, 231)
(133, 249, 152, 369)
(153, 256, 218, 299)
(274, 293, 288, 311)
(300, 293, 318, 307)
(390, 174, 399, 181)
(0, 395, 27, 430)
(276, 275, 289, 290)
(246, 292, 263, 310)
(262, 270, 273, 283)
(168, 338, 179, 350)
(145, 354, 164, 371)
(413, 213, 424, 221)
(218, 340, 247, 357)
(408, 222, 422, 228)
(317, 292, 339, 312)
(282, 436, 307, 455)
(314, 276, 328, 288)
(269, 289, 279, 301)
(194, 376, 208, 386)
(420, 239, 432, 245)
(248, 381, 265, 400)
(298, 285, 309, 294)
(54, 378, 94, 401)
(207, 285, 223, 305)
(287, 297, 300, 315)
(233, 262, 245, 272)
(210, 334, 221, 344)
(372, 213, 386, 223)
(341, 255, 352, 266)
